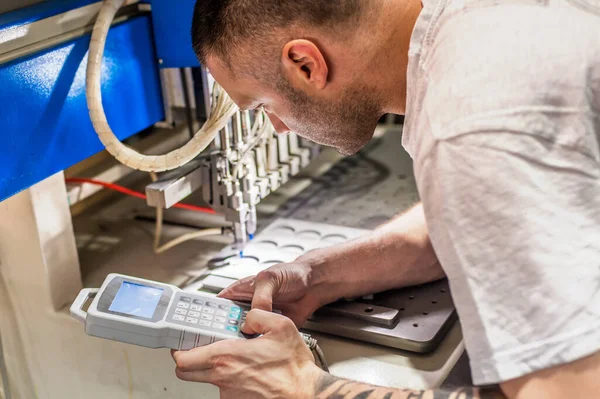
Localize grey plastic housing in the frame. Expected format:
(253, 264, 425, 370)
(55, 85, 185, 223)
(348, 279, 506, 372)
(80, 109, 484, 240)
(71, 273, 249, 350)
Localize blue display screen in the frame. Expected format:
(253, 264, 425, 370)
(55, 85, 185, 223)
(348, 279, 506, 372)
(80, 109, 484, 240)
(108, 282, 163, 319)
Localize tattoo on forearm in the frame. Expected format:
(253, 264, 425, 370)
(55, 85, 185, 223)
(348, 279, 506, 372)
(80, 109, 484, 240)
(329, 382, 355, 399)
(352, 389, 374, 399)
(315, 372, 506, 399)
(316, 373, 342, 394)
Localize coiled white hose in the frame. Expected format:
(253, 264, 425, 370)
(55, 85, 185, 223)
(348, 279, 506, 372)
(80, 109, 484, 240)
(86, 0, 238, 172)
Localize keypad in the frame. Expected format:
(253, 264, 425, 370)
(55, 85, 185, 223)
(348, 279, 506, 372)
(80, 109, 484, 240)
(169, 294, 249, 335)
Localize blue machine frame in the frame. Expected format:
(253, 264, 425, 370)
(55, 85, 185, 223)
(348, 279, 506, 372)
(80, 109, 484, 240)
(149, 0, 201, 68)
(0, 6, 165, 202)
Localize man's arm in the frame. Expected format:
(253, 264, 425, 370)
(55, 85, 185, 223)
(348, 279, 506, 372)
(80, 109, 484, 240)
(314, 372, 505, 399)
(172, 309, 600, 399)
(220, 202, 444, 325)
(302, 202, 444, 306)
(313, 349, 600, 399)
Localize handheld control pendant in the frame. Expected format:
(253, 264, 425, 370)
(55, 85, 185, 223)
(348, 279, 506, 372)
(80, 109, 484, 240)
(70, 274, 249, 350)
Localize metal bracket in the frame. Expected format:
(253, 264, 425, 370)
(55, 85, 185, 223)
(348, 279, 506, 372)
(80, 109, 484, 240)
(145, 159, 205, 209)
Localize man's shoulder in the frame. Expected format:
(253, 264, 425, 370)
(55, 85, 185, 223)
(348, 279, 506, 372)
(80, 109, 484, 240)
(419, 1, 600, 146)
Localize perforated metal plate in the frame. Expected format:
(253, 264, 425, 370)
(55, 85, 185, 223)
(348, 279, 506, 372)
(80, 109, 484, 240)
(306, 280, 456, 353)
(190, 218, 456, 353)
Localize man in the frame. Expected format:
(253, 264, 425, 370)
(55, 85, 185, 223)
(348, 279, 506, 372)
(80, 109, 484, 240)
(172, 0, 600, 397)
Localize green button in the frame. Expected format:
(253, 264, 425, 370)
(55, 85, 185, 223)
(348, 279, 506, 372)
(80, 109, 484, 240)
(230, 306, 241, 313)
(229, 312, 241, 320)
(226, 326, 238, 332)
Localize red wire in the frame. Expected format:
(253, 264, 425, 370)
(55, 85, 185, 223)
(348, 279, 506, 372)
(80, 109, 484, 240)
(65, 177, 217, 214)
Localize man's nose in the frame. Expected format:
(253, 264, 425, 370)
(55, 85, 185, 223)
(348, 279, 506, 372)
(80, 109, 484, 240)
(265, 112, 291, 136)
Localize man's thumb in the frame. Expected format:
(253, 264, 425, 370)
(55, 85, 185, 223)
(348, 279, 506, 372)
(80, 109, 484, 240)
(251, 271, 278, 312)
(242, 309, 291, 336)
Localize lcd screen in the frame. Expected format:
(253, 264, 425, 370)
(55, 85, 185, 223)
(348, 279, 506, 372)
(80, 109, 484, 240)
(109, 281, 163, 319)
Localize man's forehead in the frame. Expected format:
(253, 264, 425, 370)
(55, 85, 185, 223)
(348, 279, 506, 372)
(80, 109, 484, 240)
(205, 56, 261, 109)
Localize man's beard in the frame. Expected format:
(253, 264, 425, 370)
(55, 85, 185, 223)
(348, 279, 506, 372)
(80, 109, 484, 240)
(277, 78, 382, 155)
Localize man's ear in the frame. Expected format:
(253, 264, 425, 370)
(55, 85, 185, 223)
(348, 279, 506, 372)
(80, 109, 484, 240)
(281, 39, 329, 91)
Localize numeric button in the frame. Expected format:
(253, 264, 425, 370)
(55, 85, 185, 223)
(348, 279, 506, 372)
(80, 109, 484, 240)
(177, 302, 190, 309)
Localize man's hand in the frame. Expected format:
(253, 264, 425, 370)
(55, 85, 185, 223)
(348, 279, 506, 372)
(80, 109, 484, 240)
(218, 254, 327, 326)
(220, 203, 445, 326)
(172, 309, 322, 399)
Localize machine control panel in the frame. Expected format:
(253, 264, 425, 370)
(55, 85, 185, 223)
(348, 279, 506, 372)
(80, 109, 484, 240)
(70, 274, 250, 350)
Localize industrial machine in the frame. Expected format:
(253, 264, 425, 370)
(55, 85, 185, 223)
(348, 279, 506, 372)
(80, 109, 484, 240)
(0, 1, 465, 398)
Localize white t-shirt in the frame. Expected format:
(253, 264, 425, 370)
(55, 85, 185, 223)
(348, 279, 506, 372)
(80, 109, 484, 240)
(402, 0, 600, 385)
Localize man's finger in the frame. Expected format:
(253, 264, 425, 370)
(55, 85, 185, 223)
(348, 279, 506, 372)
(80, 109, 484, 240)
(242, 308, 294, 335)
(251, 271, 279, 312)
(172, 340, 233, 372)
(175, 367, 212, 383)
(218, 275, 255, 299)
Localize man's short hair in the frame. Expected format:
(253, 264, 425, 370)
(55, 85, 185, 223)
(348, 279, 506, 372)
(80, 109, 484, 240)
(191, 0, 364, 68)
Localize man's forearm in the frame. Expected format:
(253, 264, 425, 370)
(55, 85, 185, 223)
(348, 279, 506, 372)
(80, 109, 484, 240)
(305, 203, 444, 305)
(315, 373, 506, 399)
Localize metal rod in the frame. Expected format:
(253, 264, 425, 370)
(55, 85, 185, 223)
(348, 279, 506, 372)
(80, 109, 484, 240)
(0, 5, 143, 66)
(179, 68, 195, 139)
